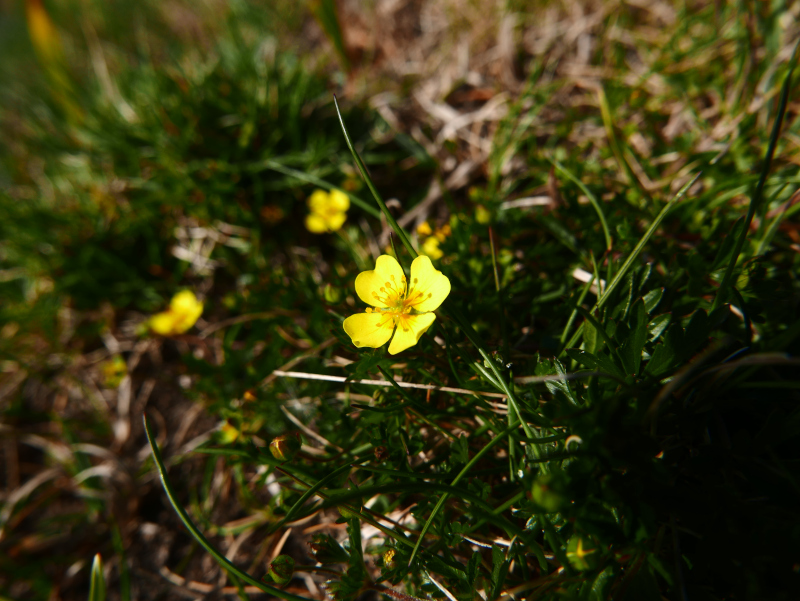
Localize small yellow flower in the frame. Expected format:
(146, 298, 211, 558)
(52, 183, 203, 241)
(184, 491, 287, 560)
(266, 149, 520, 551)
(305, 189, 350, 233)
(416, 221, 433, 237)
(343, 255, 450, 355)
(421, 236, 443, 260)
(149, 290, 203, 336)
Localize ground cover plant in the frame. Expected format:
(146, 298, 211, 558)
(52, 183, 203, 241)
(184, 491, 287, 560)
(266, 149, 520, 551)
(1, 1, 800, 600)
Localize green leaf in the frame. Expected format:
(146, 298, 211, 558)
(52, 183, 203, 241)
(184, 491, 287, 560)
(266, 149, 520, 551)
(537, 357, 580, 407)
(589, 566, 616, 601)
(489, 545, 510, 600)
(645, 323, 683, 377)
(642, 288, 664, 314)
(647, 314, 671, 343)
(584, 317, 599, 354)
(466, 551, 481, 589)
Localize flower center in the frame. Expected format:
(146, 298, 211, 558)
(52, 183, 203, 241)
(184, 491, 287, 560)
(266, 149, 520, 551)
(366, 275, 434, 330)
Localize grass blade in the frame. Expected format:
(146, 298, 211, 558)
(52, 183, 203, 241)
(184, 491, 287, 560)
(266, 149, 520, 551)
(143, 413, 313, 601)
(333, 94, 417, 257)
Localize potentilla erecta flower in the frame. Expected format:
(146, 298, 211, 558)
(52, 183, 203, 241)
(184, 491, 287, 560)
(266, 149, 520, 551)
(305, 189, 350, 233)
(343, 255, 451, 355)
(149, 290, 203, 336)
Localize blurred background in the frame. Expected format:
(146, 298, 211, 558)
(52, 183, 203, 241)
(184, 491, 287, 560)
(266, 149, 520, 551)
(2, 1, 799, 600)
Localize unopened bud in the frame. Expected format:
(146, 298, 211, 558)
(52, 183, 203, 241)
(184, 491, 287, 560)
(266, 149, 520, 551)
(269, 432, 302, 461)
(267, 555, 295, 586)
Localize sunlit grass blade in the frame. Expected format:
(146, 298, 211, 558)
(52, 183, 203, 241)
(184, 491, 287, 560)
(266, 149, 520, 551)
(143, 414, 313, 601)
(88, 554, 106, 601)
(712, 39, 800, 311)
(333, 94, 417, 257)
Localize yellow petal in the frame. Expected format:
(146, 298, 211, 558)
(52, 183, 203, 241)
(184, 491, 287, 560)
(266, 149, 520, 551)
(355, 255, 405, 308)
(328, 189, 350, 212)
(408, 256, 450, 312)
(170, 290, 202, 316)
(307, 189, 330, 213)
(388, 313, 436, 355)
(150, 312, 178, 336)
(343, 312, 394, 348)
(305, 213, 329, 233)
(325, 210, 347, 232)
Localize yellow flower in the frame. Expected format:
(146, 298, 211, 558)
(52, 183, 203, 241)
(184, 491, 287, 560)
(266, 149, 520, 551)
(421, 236, 443, 260)
(305, 189, 350, 233)
(416, 221, 433, 237)
(343, 255, 450, 355)
(149, 290, 203, 336)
